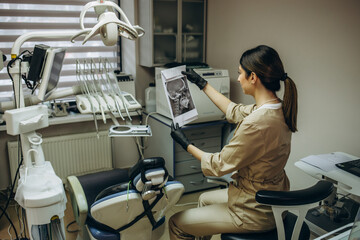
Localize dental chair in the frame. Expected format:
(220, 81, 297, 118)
(221, 180, 334, 240)
(66, 157, 185, 240)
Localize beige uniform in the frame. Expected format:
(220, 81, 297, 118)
(169, 102, 291, 239)
(202, 102, 291, 230)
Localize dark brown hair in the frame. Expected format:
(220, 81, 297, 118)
(240, 45, 298, 132)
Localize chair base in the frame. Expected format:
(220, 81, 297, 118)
(221, 212, 310, 240)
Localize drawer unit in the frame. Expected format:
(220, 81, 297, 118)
(175, 159, 201, 176)
(175, 145, 221, 162)
(176, 173, 218, 193)
(144, 113, 226, 193)
(185, 125, 222, 140)
(174, 136, 222, 154)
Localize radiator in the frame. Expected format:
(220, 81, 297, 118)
(7, 131, 113, 182)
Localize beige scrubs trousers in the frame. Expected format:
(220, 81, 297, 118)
(169, 188, 252, 240)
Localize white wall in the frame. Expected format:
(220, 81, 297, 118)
(207, 0, 360, 190)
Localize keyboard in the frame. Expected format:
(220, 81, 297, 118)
(335, 159, 360, 177)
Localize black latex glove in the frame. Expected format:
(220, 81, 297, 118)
(181, 69, 208, 90)
(170, 123, 191, 151)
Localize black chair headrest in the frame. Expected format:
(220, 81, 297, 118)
(129, 157, 169, 195)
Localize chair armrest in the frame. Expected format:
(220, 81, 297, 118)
(66, 176, 88, 226)
(256, 180, 334, 206)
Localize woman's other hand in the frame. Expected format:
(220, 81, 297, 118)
(170, 123, 191, 151)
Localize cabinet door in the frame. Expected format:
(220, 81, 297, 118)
(153, 0, 178, 65)
(139, 0, 206, 67)
(181, 0, 205, 63)
(139, 0, 178, 67)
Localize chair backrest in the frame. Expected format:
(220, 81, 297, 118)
(89, 180, 184, 240)
(77, 168, 130, 209)
(86, 157, 184, 240)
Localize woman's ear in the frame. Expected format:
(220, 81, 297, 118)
(250, 72, 258, 84)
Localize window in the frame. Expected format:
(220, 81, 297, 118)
(0, 0, 120, 100)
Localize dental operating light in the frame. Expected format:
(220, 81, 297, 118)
(71, 0, 145, 46)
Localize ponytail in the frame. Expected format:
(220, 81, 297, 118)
(282, 76, 298, 132)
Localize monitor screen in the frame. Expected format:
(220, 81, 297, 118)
(37, 48, 66, 101)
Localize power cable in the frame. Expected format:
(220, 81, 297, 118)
(0, 205, 19, 240)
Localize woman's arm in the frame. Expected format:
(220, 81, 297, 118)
(182, 70, 232, 114)
(187, 144, 205, 161)
(202, 83, 231, 114)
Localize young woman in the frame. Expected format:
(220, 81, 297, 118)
(169, 45, 298, 240)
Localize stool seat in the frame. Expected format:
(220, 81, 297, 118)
(221, 212, 310, 240)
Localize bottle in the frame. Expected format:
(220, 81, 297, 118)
(145, 83, 156, 113)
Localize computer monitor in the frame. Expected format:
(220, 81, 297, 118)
(37, 47, 66, 101)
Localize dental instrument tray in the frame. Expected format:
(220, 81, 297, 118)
(109, 125, 152, 137)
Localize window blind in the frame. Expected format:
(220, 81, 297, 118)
(0, 0, 120, 100)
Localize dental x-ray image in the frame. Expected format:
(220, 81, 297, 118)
(166, 76, 195, 117)
(161, 65, 198, 127)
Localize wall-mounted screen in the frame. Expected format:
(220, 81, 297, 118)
(37, 48, 66, 101)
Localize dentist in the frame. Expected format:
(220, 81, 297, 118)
(169, 45, 298, 240)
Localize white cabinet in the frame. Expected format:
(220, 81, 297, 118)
(144, 113, 225, 193)
(139, 0, 206, 67)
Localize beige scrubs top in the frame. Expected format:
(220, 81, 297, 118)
(201, 102, 291, 231)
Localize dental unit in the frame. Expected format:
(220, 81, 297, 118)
(1, 1, 166, 239)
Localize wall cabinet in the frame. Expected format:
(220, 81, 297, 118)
(139, 0, 206, 67)
(144, 113, 225, 193)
